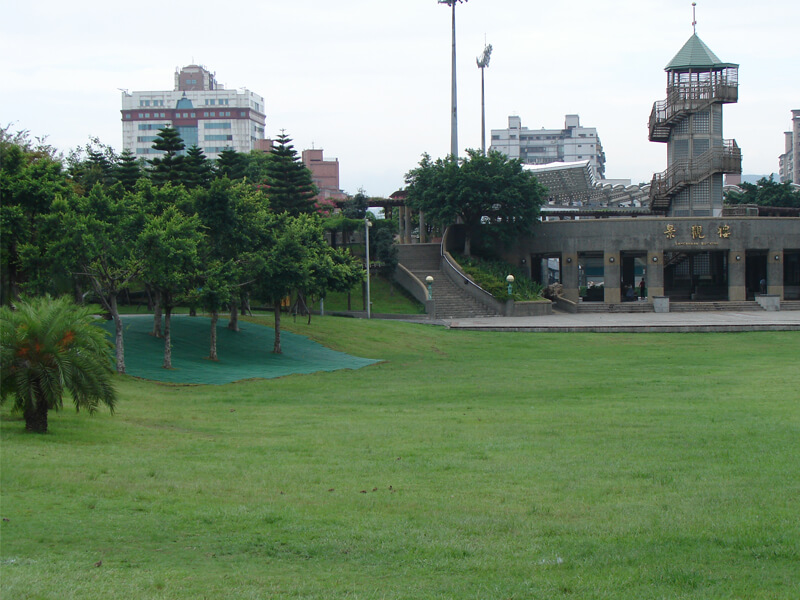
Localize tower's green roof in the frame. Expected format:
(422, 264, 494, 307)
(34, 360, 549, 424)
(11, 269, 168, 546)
(665, 33, 737, 70)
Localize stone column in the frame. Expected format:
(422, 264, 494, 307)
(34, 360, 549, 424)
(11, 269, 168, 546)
(419, 211, 426, 244)
(404, 206, 412, 244)
(767, 249, 784, 299)
(646, 251, 664, 299)
(604, 251, 621, 304)
(397, 206, 405, 243)
(728, 250, 746, 301)
(561, 253, 579, 303)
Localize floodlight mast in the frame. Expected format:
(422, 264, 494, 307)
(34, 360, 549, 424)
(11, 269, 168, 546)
(476, 43, 492, 154)
(439, 0, 467, 159)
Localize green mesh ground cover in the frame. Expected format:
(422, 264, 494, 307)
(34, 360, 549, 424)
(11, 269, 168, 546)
(102, 316, 380, 384)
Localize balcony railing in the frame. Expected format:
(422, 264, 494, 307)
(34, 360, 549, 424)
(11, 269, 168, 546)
(648, 81, 739, 141)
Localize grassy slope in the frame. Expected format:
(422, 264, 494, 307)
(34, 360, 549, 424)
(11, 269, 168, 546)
(1, 317, 799, 599)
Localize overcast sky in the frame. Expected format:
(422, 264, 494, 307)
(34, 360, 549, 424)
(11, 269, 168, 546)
(2, 0, 798, 196)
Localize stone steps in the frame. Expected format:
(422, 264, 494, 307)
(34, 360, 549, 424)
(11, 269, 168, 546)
(396, 243, 501, 319)
(780, 301, 800, 311)
(670, 301, 764, 312)
(577, 302, 654, 314)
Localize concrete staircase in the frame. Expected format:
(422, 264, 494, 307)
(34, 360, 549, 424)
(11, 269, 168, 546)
(780, 300, 800, 311)
(396, 244, 500, 319)
(577, 302, 654, 314)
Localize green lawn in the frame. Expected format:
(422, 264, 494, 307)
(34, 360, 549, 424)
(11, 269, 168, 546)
(2, 317, 799, 599)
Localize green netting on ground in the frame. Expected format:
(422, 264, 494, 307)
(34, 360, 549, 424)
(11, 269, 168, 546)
(101, 316, 380, 384)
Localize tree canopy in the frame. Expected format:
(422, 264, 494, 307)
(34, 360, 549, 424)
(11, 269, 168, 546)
(725, 175, 800, 208)
(404, 149, 546, 255)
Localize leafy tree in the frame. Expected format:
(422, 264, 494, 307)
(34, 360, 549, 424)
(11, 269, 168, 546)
(251, 214, 321, 353)
(242, 148, 273, 182)
(139, 206, 203, 368)
(67, 137, 118, 193)
(184, 145, 213, 189)
(47, 186, 147, 373)
(725, 175, 800, 208)
(343, 188, 369, 219)
(0, 295, 116, 433)
(263, 132, 317, 216)
(404, 149, 546, 255)
(1, 129, 73, 301)
(148, 127, 186, 186)
(215, 148, 247, 181)
(193, 178, 272, 333)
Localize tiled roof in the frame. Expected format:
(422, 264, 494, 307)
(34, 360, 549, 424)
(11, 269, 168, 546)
(665, 34, 737, 70)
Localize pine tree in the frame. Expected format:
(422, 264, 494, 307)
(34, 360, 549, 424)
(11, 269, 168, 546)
(263, 132, 317, 216)
(114, 149, 143, 192)
(184, 145, 213, 189)
(214, 148, 247, 181)
(148, 127, 186, 186)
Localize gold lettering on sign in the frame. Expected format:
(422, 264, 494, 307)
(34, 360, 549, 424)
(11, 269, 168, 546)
(691, 225, 705, 240)
(718, 225, 731, 239)
(664, 224, 677, 239)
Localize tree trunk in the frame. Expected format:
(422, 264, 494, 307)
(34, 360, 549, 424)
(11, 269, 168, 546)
(273, 300, 282, 354)
(209, 309, 218, 361)
(109, 292, 126, 374)
(24, 394, 48, 433)
(163, 305, 172, 369)
(228, 299, 239, 331)
(145, 284, 154, 311)
(153, 292, 163, 338)
(464, 233, 472, 257)
(73, 278, 83, 304)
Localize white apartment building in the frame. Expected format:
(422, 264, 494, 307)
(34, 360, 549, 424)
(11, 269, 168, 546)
(778, 109, 800, 184)
(121, 65, 266, 160)
(490, 114, 606, 179)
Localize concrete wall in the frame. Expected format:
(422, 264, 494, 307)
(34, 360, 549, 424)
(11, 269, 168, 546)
(509, 217, 800, 302)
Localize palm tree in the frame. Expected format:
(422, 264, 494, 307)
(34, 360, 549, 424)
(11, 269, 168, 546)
(1, 296, 117, 433)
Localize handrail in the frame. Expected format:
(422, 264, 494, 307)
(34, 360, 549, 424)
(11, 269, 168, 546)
(649, 79, 738, 136)
(440, 226, 504, 315)
(650, 140, 741, 204)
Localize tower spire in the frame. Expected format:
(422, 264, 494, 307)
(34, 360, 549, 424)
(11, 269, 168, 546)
(692, 2, 697, 34)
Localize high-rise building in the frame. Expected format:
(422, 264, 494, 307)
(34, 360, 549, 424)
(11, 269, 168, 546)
(778, 109, 800, 184)
(121, 65, 266, 160)
(648, 34, 741, 216)
(490, 114, 606, 179)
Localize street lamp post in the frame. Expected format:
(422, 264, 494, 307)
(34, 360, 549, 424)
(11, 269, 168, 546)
(438, 0, 467, 159)
(365, 218, 372, 319)
(506, 274, 515, 297)
(426, 275, 434, 300)
(476, 43, 492, 154)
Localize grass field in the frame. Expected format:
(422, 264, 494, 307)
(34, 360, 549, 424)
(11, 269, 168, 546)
(1, 316, 799, 599)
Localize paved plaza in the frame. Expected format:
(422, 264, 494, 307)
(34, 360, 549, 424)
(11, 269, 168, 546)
(444, 310, 800, 333)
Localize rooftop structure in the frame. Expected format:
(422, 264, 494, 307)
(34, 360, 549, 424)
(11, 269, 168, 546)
(121, 65, 266, 160)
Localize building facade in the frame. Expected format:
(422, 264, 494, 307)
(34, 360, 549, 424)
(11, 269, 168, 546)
(490, 115, 606, 179)
(121, 65, 266, 160)
(778, 109, 800, 184)
(302, 149, 346, 203)
(647, 34, 741, 216)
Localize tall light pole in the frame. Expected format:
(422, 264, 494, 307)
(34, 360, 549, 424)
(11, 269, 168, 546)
(439, 0, 467, 159)
(476, 43, 492, 154)
(365, 217, 372, 319)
